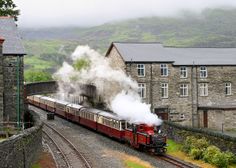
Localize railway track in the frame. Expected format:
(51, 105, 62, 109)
(43, 122, 92, 168)
(159, 154, 198, 168)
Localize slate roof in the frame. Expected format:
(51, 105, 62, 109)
(108, 42, 236, 65)
(0, 17, 26, 55)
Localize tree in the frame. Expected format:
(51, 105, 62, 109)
(24, 70, 53, 82)
(0, 0, 20, 21)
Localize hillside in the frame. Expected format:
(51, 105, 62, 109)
(21, 8, 236, 80)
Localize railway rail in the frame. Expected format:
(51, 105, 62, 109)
(159, 154, 198, 168)
(43, 122, 92, 168)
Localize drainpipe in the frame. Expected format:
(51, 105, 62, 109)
(0, 37, 4, 124)
(150, 63, 153, 112)
(191, 62, 194, 127)
(16, 56, 20, 128)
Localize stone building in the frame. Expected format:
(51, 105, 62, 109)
(106, 42, 236, 130)
(0, 17, 26, 126)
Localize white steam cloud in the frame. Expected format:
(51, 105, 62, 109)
(54, 45, 162, 126)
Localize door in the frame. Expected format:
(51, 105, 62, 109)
(155, 108, 169, 120)
(203, 110, 208, 128)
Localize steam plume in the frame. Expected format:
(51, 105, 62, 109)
(54, 45, 162, 126)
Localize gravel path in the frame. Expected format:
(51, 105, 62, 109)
(30, 105, 177, 168)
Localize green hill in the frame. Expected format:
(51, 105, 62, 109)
(21, 8, 236, 81)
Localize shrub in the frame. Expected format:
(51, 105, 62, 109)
(190, 148, 203, 160)
(203, 145, 221, 163)
(225, 151, 236, 164)
(194, 137, 209, 149)
(212, 152, 228, 168)
(181, 136, 197, 153)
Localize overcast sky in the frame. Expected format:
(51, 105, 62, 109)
(14, 0, 236, 28)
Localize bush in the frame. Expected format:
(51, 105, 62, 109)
(194, 137, 209, 149)
(181, 136, 197, 153)
(225, 151, 236, 164)
(212, 152, 228, 168)
(190, 148, 203, 160)
(203, 145, 221, 163)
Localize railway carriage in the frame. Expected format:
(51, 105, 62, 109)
(39, 96, 48, 110)
(66, 104, 83, 122)
(55, 100, 69, 118)
(33, 95, 41, 107)
(43, 97, 56, 113)
(27, 96, 34, 105)
(97, 112, 126, 140)
(79, 108, 100, 130)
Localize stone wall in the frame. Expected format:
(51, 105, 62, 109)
(3, 55, 24, 123)
(163, 121, 236, 153)
(199, 108, 236, 130)
(108, 46, 126, 70)
(0, 110, 42, 168)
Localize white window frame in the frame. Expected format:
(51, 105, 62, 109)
(138, 83, 146, 98)
(199, 83, 208, 96)
(180, 66, 187, 78)
(200, 66, 207, 78)
(160, 64, 168, 77)
(137, 64, 145, 77)
(161, 83, 168, 98)
(180, 84, 188, 97)
(225, 82, 232, 95)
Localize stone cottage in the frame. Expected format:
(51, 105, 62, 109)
(0, 17, 26, 126)
(106, 42, 236, 130)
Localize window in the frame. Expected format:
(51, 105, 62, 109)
(225, 83, 232, 95)
(180, 66, 187, 78)
(138, 83, 146, 98)
(160, 64, 168, 76)
(199, 83, 208, 96)
(180, 84, 188, 97)
(161, 83, 168, 98)
(137, 64, 145, 77)
(200, 66, 207, 78)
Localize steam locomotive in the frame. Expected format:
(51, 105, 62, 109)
(27, 95, 167, 154)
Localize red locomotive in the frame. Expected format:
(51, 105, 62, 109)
(27, 95, 167, 154)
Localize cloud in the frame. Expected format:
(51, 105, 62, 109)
(14, 0, 236, 28)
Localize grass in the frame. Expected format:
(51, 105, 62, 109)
(125, 160, 150, 168)
(24, 56, 56, 70)
(31, 164, 41, 168)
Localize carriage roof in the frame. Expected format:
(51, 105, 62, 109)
(67, 103, 84, 109)
(98, 111, 125, 121)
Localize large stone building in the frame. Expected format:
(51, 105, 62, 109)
(106, 42, 236, 130)
(0, 17, 26, 126)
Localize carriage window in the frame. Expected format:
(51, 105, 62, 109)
(121, 122, 126, 129)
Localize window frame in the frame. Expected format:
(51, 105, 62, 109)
(161, 83, 168, 98)
(199, 83, 208, 96)
(137, 64, 145, 77)
(180, 66, 187, 78)
(180, 84, 188, 97)
(225, 82, 232, 95)
(160, 64, 168, 77)
(200, 66, 207, 78)
(138, 83, 146, 98)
